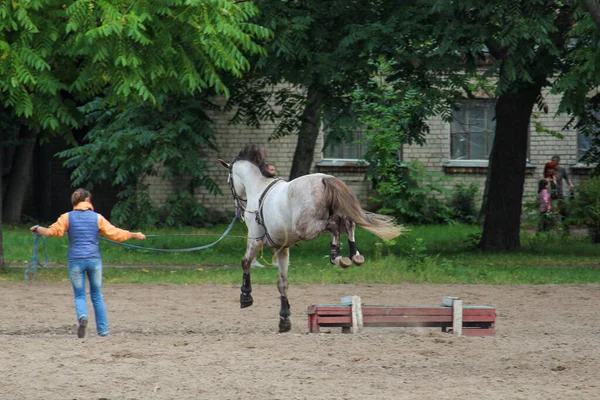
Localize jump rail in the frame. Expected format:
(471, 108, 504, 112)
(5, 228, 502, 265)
(307, 296, 496, 336)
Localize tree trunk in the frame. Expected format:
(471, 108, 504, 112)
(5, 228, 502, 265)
(479, 83, 542, 251)
(582, 0, 600, 31)
(289, 85, 322, 180)
(38, 142, 54, 221)
(478, 165, 492, 223)
(0, 130, 4, 269)
(3, 128, 38, 224)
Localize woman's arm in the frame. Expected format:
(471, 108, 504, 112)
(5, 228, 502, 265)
(30, 214, 69, 237)
(98, 214, 145, 241)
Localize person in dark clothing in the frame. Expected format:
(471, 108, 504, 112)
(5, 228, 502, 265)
(550, 155, 574, 230)
(550, 155, 574, 199)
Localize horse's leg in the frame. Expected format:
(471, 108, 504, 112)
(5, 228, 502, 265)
(276, 247, 292, 333)
(330, 227, 352, 269)
(240, 240, 262, 308)
(343, 218, 364, 266)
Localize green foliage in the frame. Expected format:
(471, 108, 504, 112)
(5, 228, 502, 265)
(226, 0, 422, 145)
(4, 223, 600, 285)
(110, 183, 159, 229)
(0, 0, 271, 233)
(406, 238, 428, 268)
(448, 183, 479, 224)
(160, 191, 207, 228)
(58, 96, 220, 228)
(351, 58, 454, 225)
(0, 0, 270, 132)
(568, 177, 600, 243)
(392, 161, 453, 225)
(532, 114, 565, 139)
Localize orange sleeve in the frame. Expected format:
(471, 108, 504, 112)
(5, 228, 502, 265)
(97, 214, 133, 242)
(46, 213, 69, 237)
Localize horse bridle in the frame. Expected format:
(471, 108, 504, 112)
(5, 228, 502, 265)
(227, 157, 251, 221)
(227, 158, 283, 246)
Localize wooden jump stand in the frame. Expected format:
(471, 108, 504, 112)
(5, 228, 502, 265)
(307, 296, 496, 336)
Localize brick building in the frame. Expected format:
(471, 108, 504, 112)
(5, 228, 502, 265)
(144, 88, 593, 221)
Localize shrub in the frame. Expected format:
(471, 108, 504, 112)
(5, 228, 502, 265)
(369, 160, 454, 225)
(448, 183, 479, 224)
(568, 176, 600, 243)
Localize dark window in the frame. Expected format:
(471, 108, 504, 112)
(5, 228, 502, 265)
(577, 108, 598, 161)
(578, 132, 592, 161)
(451, 101, 496, 160)
(323, 131, 368, 160)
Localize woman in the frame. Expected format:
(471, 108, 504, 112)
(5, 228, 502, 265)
(31, 188, 146, 338)
(543, 161, 558, 200)
(537, 179, 552, 233)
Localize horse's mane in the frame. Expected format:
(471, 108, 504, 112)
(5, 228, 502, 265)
(236, 145, 275, 178)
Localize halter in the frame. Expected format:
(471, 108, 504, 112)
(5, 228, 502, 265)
(227, 157, 253, 221)
(227, 158, 284, 245)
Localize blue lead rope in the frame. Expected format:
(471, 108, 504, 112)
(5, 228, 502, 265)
(99, 217, 238, 253)
(25, 233, 49, 281)
(26, 217, 238, 281)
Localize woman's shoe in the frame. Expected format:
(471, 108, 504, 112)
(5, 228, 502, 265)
(77, 316, 88, 338)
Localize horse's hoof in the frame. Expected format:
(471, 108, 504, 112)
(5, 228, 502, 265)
(339, 257, 352, 269)
(240, 293, 253, 308)
(279, 317, 291, 333)
(352, 254, 365, 266)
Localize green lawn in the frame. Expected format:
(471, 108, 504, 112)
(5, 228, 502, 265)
(2, 222, 599, 285)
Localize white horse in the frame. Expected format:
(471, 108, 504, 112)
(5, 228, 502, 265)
(219, 145, 402, 333)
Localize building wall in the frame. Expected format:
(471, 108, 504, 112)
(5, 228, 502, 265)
(402, 88, 590, 207)
(146, 89, 592, 221)
(145, 98, 324, 221)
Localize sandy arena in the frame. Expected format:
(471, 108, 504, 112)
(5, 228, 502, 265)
(1, 281, 598, 399)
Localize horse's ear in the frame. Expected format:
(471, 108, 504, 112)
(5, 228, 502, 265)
(218, 159, 230, 169)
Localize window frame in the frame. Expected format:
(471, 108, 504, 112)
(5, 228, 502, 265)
(322, 130, 369, 161)
(450, 100, 496, 161)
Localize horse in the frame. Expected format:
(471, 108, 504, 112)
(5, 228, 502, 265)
(219, 145, 402, 333)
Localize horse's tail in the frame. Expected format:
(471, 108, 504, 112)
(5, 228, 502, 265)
(322, 177, 403, 241)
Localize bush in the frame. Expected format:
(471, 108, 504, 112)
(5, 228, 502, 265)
(568, 177, 600, 243)
(370, 160, 454, 225)
(448, 183, 479, 224)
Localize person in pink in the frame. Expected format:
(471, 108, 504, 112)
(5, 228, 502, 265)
(537, 179, 552, 233)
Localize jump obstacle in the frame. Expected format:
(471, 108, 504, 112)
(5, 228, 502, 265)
(307, 296, 496, 336)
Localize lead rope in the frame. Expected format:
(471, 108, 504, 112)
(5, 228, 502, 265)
(99, 216, 238, 252)
(26, 217, 238, 281)
(25, 233, 49, 281)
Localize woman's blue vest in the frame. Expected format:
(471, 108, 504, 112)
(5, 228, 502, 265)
(67, 210, 101, 261)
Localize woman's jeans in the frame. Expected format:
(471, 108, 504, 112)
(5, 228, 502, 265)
(68, 259, 108, 336)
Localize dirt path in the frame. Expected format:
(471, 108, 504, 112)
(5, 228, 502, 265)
(1, 282, 598, 399)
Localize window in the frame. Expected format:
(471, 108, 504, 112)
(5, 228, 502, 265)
(578, 132, 592, 161)
(323, 131, 368, 160)
(451, 101, 496, 160)
(578, 108, 598, 162)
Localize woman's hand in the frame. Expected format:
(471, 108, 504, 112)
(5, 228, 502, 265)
(132, 232, 146, 240)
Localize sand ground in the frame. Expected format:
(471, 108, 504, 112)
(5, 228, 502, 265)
(1, 281, 599, 400)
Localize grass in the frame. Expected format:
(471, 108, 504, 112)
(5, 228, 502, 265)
(1, 222, 599, 285)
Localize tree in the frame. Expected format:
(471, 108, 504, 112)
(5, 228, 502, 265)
(361, 1, 586, 250)
(0, 0, 270, 260)
(58, 96, 222, 228)
(422, 1, 582, 250)
(288, 0, 593, 250)
(227, 0, 417, 179)
(582, 0, 600, 29)
(351, 58, 455, 224)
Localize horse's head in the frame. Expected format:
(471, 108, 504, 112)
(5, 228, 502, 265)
(219, 158, 247, 220)
(219, 145, 277, 220)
